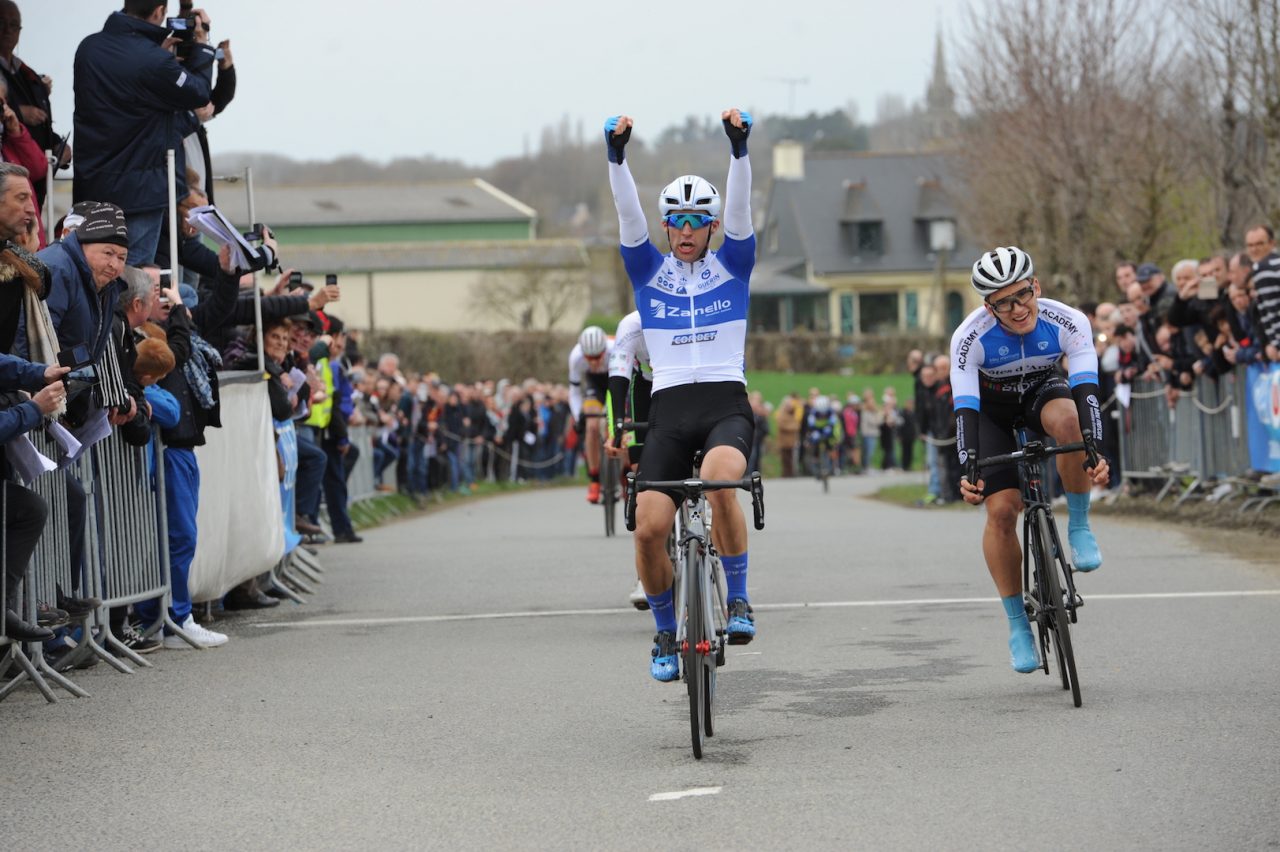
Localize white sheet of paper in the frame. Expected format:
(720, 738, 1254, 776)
(1115, 382, 1132, 409)
(187, 204, 263, 271)
(46, 420, 82, 461)
(5, 435, 57, 484)
(68, 408, 112, 455)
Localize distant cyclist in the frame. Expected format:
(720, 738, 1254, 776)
(605, 107, 757, 681)
(568, 325, 613, 503)
(605, 309, 653, 610)
(951, 246, 1110, 674)
(803, 394, 839, 477)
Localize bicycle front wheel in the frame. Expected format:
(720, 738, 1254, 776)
(684, 537, 707, 759)
(601, 457, 618, 537)
(1036, 509, 1082, 707)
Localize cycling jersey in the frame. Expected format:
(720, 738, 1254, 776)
(609, 155, 755, 394)
(806, 412, 837, 444)
(608, 311, 653, 383)
(606, 310, 653, 451)
(949, 298, 1104, 473)
(568, 340, 613, 420)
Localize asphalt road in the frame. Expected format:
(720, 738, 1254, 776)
(3, 473, 1278, 850)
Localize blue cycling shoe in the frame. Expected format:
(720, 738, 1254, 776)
(1069, 527, 1102, 572)
(650, 631, 679, 682)
(1009, 623, 1040, 673)
(726, 600, 756, 645)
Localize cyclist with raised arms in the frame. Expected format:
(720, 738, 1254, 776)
(605, 107, 757, 681)
(568, 325, 613, 503)
(605, 309, 654, 610)
(951, 246, 1110, 673)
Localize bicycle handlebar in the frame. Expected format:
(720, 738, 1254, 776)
(614, 419, 647, 449)
(976, 440, 1086, 470)
(624, 470, 765, 532)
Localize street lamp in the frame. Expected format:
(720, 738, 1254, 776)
(927, 218, 955, 333)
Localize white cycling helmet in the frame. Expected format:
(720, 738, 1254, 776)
(579, 325, 608, 357)
(814, 395, 832, 413)
(971, 246, 1035, 296)
(659, 175, 722, 219)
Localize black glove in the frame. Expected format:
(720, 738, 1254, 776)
(722, 111, 753, 159)
(963, 455, 980, 490)
(1081, 434, 1100, 472)
(603, 115, 631, 165)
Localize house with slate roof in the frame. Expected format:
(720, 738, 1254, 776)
(754, 143, 977, 337)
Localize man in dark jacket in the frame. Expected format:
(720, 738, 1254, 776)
(73, 1, 216, 265)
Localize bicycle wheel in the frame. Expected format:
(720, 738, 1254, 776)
(684, 536, 707, 759)
(1036, 509, 1082, 707)
(601, 457, 618, 537)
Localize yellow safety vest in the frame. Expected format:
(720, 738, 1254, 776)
(305, 358, 334, 429)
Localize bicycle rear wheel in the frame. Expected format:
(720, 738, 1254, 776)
(1036, 510, 1082, 707)
(684, 537, 707, 759)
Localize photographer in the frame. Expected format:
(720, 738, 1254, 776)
(0, 1, 70, 206)
(73, 0, 217, 265)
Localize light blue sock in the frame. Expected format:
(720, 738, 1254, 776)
(722, 552, 749, 603)
(1001, 593, 1027, 624)
(647, 587, 676, 634)
(1066, 491, 1091, 533)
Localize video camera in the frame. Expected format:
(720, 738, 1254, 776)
(57, 344, 98, 400)
(241, 222, 280, 273)
(165, 15, 205, 60)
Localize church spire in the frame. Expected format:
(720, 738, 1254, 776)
(926, 29, 954, 113)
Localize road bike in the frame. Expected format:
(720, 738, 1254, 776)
(583, 410, 620, 537)
(803, 435, 836, 493)
(977, 428, 1086, 707)
(625, 456, 765, 758)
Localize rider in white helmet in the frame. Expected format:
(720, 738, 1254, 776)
(568, 325, 613, 503)
(604, 107, 758, 683)
(950, 245, 1110, 675)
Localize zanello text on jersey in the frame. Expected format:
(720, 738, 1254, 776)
(649, 297, 736, 322)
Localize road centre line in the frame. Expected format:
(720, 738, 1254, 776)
(649, 787, 722, 802)
(254, 589, 1280, 630)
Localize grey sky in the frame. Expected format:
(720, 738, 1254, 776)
(18, 0, 960, 167)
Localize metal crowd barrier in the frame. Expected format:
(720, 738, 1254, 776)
(1117, 366, 1266, 508)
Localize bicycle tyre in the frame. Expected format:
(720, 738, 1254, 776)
(1036, 510, 1082, 707)
(684, 536, 706, 759)
(602, 457, 618, 537)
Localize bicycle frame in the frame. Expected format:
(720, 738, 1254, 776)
(1012, 431, 1082, 625)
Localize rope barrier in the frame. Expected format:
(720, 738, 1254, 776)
(1190, 395, 1233, 416)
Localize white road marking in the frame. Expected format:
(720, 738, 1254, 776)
(254, 589, 1280, 630)
(649, 787, 722, 802)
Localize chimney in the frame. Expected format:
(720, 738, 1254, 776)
(773, 140, 805, 181)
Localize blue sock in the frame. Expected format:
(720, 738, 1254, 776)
(647, 587, 676, 634)
(1001, 593, 1028, 625)
(722, 552, 749, 603)
(1065, 491, 1091, 533)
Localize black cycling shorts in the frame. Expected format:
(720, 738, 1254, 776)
(576, 371, 611, 432)
(977, 374, 1072, 496)
(636, 381, 754, 505)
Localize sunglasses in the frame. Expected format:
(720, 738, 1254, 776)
(987, 284, 1036, 314)
(663, 213, 715, 230)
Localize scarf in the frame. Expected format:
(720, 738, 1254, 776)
(184, 330, 223, 409)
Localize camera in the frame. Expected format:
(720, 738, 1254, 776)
(1197, 275, 1220, 301)
(242, 222, 265, 243)
(165, 16, 200, 58)
(57, 344, 92, 370)
(325, 274, 338, 287)
(240, 222, 279, 273)
(64, 365, 98, 399)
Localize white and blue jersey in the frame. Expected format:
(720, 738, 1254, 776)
(618, 239, 754, 392)
(608, 152, 754, 394)
(608, 310, 653, 383)
(949, 298, 1099, 413)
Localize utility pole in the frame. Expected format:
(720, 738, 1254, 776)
(769, 76, 810, 115)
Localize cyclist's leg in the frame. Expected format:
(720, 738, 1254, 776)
(976, 407, 1037, 672)
(1036, 391, 1101, 571)
(701, 389, 755, 642)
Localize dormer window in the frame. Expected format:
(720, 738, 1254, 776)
(857, 221, 883, 255)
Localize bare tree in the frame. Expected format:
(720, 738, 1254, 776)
(953, 0, 1207, 302)
(470, 264, 586, 332)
